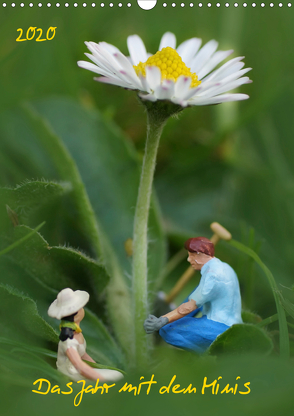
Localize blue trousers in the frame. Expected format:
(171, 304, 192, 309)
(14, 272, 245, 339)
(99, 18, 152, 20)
(159, 313, 229, 353)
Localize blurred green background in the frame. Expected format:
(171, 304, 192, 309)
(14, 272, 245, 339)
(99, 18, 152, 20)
(1, 3, 294, 416)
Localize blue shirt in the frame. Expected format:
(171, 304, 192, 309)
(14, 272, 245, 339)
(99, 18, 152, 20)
(188, 257, 242, 327)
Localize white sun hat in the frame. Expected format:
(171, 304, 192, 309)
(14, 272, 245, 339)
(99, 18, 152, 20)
(48, 288, 90, 320)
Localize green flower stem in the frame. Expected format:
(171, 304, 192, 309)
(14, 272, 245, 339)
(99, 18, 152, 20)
(229, 239, 290, 359)
(132, 108, 168, 368)
(23, 104, 102, 259)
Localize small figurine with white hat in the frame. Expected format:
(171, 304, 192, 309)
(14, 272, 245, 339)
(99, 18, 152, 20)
(48, 288, 123, 382)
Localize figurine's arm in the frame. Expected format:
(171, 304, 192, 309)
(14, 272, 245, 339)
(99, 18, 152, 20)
(66, 347, 103, 380)
(163, 299, 197, 323)
(144, 299, 197, 334)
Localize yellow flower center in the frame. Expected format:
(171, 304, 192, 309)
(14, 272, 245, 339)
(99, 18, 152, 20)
(134, 47, 201, 88)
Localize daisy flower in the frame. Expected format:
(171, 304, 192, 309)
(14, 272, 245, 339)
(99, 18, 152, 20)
(78, 32, 252, 107)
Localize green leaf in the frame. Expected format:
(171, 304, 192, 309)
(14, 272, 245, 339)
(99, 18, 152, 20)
(22, 103, 103, 260)
(0, 181, 71, 227)
(85, 360, 126, 375)
(0, 344, 62, 387)
(46, 246, 110, 297)
(0, 225, 110, 301)
(30, 97, 166, 285)
(0, 337, 57, 359)
(208, 324, 273, 356)
(0, 284, 58, 347)
(0, 222, 45, 257)
(241, 310, 263, 324)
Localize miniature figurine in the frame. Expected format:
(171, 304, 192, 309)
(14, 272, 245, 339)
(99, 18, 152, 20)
(48, 288, 123, 382)
(144, 237, 242, 353)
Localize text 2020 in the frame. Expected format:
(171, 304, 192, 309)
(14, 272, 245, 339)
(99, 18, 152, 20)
(16, 27, 57, 42)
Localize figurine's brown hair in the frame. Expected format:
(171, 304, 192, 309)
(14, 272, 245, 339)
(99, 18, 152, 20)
(184, 237, 215, 257)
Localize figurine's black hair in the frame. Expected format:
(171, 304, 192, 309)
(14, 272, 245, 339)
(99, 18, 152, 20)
(62, 313, 77, 322)
(59, 312, 77, 342)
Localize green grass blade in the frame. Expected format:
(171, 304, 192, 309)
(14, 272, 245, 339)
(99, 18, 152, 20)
(229, 239, 290, 359)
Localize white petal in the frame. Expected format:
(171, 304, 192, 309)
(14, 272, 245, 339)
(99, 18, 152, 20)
(84, 53, 115, 76)
(117, 70, 141, 89)
(113, 51, 143, 89)
(94, 76, 132, 89)
(154, 80, 175, 100)
(178, 82, 211, 101)
(77, 60, 111, 77)
(90, 43, 125, 75)
(99, 41, 121, 54)
(159, 32, 176, 50)
(191, 40, 219, 74)
(202, 57, 245, 83)
(84, 42, 113, 72)
(127, 35, 148, 66)
(179, 86, 201, 101)
(80, 44, 134, 85)
(185, 81, 221, 100)
(189, 93, 249, 106)
(85, 42, 123, 74)
(139, 93, 157, 102)
(211, 62, 246, 82)
(91, 47, 138, 88)
(217, 67, 252, 85)
(174, 76, 192, 100)
(85, 41, 102, 56)
(138, 74, 151, 93)
(198, 77, 251, 99)
(171, 97, 189, 107)
(197, 50, 234, 80)
(176, 38, 202, 66)
(146, 66, 162, 91)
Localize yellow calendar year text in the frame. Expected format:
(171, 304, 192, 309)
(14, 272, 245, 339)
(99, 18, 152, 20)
(16, 27, 57, 42)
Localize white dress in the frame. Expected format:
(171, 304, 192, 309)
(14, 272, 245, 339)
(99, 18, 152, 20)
(56, 337, 123, 382)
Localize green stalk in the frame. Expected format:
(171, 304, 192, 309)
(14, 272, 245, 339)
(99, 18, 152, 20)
(257, 313, 279, 328)
(132, 107, 168, 368)
(229, 239, 290, 359)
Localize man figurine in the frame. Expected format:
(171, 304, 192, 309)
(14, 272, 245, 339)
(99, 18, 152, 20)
(144, 237, 242, 353)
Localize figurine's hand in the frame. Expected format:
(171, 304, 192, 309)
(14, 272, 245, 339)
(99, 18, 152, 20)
(144, 315, 169, 334)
